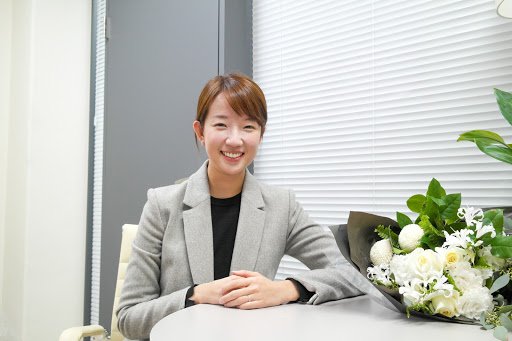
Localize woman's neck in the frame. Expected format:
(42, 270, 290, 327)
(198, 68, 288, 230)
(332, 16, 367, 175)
(207, 169, 245, 199)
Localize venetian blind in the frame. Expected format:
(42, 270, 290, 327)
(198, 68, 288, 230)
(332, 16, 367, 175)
(252, 0, 512, 279)
(90, 0, 106, 325)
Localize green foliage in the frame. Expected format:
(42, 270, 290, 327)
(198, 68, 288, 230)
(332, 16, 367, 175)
(396, 211, 413, 228)
(407, 194, 426, 213)
(426, 178, 446, 198)
(489, 235, 512, 258)
(489, 274, 510, 294)
(375, 225, 399, 249)
(484, 209, 504, 235)
(458, 88, 512, 165)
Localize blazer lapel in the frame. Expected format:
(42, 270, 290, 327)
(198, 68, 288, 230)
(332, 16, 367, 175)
(183, 162, 214, 284)
(230, 171, 266, 272)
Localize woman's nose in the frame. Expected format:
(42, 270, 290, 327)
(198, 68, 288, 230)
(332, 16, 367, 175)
(226, 130, 243, 146)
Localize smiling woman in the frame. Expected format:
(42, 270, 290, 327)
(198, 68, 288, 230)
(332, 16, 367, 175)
(115, 73, 373, 341)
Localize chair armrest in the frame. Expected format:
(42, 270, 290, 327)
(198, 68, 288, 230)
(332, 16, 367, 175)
(59, 325, 107, 341)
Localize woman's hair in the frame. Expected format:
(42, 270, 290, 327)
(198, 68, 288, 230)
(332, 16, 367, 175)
(196, 73, 267, 137)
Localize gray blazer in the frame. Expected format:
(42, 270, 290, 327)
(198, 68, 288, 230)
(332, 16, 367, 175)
(117, 161, 369, 340)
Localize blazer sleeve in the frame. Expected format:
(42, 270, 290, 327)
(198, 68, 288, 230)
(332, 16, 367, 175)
(284, 191, 373, 304)
(116, 188, 190, 340)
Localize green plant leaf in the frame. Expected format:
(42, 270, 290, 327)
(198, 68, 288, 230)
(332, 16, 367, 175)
(375, 225, 399, 249)
(480, 312, 495, 330)
(424, 197, 442, 228)
(439, 193, 461, 220)
(490, 235, 512, 258)
(426, 178, 446, 199)
(407, 194, 426, 213)
(495, 88, 512, 126)
(419, 215, 444, 237)
(499, 312, 512, 332)
(490, 274, 510, 294)
(458, 130, 507, 145)
(484, 209, 504, 234)
(420, 233, 445, 250)
(396, 212, 413, 229)
(498, 305, 512, 314)
(493, 326, 508, 341)
(475, 139, 512, 165)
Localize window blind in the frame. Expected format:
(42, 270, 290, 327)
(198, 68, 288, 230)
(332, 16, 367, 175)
(90, 0, 106, 325)
(253, 0, 512, 280)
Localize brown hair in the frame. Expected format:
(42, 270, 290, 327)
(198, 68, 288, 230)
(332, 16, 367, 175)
(196, 73, 267, 138)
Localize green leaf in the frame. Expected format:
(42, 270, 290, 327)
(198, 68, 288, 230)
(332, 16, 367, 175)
(407, 194, 426, 213)
(396, 212, 413, 229)
(495, 88, 512, 126)
(498, 305, 512, 314)
(375, 225, 399, 249)
(475, 139, 512, 165)
(458, 130, 507, 145)
(484, 209, 504, 234)
(419, 215, 444, 237)
(428, 196, 445, 206)
(490, 274, 510, 294)
(490, 235, 512, 258)
(499, 312, 512, 332)
(493, 326, 508, 341)
(420, 233, 445, 250)
(426, 178, 446, 199)
(439, 193, 461, 220)
(445, 222, 466, 233)
(480, 312, 495, 330)
(424, 197, 442, 227)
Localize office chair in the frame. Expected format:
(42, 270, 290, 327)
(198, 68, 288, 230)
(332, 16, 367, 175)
(59, 224, 138, 341)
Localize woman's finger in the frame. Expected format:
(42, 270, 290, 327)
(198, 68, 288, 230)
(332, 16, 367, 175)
(231, 270, 259, 278)
(219, 286, 252, 305)
(220, 277, 250, 295)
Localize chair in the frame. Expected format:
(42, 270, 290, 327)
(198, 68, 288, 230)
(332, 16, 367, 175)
(59, 224, 138, 341)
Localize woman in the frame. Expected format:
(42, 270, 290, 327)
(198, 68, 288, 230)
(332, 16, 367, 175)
(116, 73, 368, 340)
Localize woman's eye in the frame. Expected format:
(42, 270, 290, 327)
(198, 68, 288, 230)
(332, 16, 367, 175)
(244, 125, 256, 130)
(214, 123, 227, 128)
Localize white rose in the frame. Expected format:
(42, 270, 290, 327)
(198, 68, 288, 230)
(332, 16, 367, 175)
(370, 239, 393, 265)
(457, 286, 493, 320)
(399, 224, 424, 252)
(409, 248, 444, 280)
(435, 247, 467, 268)
(432, 293, 459, 318)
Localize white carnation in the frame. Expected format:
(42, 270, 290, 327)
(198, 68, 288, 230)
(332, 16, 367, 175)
(390, 254, 415, 286)
(457, 286, 493, 319)
(448, 261, 487, 291)
(370, 239, 393, 265)
(399, 224, 424, 252)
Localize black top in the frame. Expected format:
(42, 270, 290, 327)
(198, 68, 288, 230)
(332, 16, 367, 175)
(210, 192, 242, 280)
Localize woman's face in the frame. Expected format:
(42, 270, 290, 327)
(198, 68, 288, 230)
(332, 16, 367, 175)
(193, 93, 262, 181)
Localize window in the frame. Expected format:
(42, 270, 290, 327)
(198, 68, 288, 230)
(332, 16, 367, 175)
(253, 0, 512, 279)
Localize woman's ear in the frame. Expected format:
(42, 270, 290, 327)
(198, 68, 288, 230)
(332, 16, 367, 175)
(193, 121, 204, 144)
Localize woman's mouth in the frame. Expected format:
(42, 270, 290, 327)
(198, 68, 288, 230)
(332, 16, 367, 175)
(222, 151, 243, 159)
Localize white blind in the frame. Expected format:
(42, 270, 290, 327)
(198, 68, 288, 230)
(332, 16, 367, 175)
(253, 0, 512, 279)
(91, 0, 106, 325)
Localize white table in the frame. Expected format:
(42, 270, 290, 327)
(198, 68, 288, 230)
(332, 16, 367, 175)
(150, 295, 493, 341)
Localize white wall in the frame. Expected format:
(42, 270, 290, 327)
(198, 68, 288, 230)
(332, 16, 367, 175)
(0, 0, 12, 313)
(1, 0, 91, 340)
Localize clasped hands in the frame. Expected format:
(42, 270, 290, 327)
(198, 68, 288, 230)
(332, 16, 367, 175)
(190, 270, 299, 309)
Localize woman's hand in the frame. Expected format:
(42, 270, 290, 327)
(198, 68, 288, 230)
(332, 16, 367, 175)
(218, 270, 300, 309)
(191, 275, 243, 305)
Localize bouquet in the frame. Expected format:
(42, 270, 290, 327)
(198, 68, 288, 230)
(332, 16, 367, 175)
(346, 179, 512, 340)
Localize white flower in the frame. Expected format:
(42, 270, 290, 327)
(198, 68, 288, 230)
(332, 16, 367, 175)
(457, 207, 483, 227)
(448, 261, 488, 291)
(399, 278, 425, 306)
(389, 254, 413, 286)
(442, 229, 474, 249)
(435, 246, 468, 268)
(370, 239, 393, 265)
(432, 292, 459, 318)
(474, 221, 496, 239)
(399, 224, 424, 252)
(367, 263, 393, 286)
(410, 248, 444, 280)
(456, 286, 493, 320)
